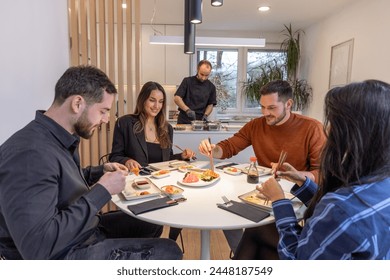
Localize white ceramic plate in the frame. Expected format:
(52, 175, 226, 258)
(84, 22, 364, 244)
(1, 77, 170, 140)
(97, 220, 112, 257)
(151, 170, 170, 179)
(161, 185, 184, 196)
(223, 166, 242, 175)
(178, 176, 220, 187)
(122, 178, 162, 200)
(177, 165, 196, 172)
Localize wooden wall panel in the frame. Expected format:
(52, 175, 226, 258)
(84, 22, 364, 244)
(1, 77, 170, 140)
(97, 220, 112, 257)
(68, 0, 137, 167)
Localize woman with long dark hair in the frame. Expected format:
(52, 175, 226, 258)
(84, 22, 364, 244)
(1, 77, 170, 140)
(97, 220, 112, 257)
(109, 81, 195, 169)
(258, 79, 390, 259)
(109, 81, 195, 241)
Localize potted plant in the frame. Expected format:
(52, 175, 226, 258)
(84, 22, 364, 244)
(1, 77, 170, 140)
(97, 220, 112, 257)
(242, 24, 312, 112)
(242, 60, 285, 103)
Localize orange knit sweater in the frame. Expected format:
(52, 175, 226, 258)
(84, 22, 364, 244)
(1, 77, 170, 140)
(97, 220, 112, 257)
(218, 113, 326, 182)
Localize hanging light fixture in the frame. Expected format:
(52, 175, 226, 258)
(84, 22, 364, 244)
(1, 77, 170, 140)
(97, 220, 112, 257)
(190, 0, 202, 24)
(211, 0, 223, 7)
(150, 36, 266, 47)
(184, 0, 196, 54)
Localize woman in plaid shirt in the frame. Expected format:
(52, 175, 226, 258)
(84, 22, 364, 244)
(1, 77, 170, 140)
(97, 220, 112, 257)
(258, 79, 390, 259)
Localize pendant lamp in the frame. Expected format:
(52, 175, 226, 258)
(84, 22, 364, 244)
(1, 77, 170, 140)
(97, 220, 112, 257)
(211, 0, 223, 7)
(184, 0, 196, 54)
(190, 0, 202, 24)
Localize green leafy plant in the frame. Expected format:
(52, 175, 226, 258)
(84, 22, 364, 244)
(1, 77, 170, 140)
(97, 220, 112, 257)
(242, 24, 312, 112)
(281, 23, 304, 80)
(242, 60, 285, 102)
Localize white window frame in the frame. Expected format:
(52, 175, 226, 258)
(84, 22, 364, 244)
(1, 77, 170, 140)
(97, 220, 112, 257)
(193, 45, 284, 117)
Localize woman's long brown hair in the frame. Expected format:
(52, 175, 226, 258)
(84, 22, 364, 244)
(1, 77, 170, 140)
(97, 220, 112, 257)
(133, 81, 171, 149)
(305, 80, 390, 219)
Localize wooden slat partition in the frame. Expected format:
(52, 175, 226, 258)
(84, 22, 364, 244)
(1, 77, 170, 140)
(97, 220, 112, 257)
(88, 0, 100, 166)
(68, 0, 139, 167)
(79, 0, 91, 166)
(125, 0, 134, 113)
(116, 1, 125, 118)
(97, 0, 109, 160)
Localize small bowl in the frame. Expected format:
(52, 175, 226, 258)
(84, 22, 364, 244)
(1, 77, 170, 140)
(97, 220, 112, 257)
(133, 178, 151, 189)
(151, 170, 170, 178)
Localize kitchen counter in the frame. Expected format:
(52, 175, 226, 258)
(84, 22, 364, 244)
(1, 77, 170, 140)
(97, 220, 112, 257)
(172, 125, 254, 164)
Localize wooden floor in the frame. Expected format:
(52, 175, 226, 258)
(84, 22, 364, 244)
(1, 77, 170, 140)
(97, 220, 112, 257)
(161, 226, 232, 260)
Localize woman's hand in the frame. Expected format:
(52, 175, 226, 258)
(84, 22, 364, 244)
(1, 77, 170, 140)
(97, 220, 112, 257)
(124, 159, 141, 171)
(181, 148, 196, 160)
(274, 162, 306, 186)
(257, 177, 285, 203)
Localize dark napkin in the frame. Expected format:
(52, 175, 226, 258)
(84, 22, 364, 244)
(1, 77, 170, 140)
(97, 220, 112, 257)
(217, 200, 270, 222)
(127, 197, 178, 215)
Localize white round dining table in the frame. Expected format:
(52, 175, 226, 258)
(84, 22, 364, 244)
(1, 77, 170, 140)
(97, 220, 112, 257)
(112, 161, 304, 259)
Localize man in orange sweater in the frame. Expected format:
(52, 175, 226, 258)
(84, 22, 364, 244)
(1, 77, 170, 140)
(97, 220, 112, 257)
(198, 79, 326, 258)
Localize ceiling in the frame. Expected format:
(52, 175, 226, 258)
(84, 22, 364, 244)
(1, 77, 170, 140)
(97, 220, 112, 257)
(139, 0, 359, 34)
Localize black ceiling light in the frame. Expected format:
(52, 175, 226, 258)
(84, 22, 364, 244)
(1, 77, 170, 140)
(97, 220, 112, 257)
(184, 0, 196, 54)
(211, 0, 223, 7)
(190, 0, 202, 24)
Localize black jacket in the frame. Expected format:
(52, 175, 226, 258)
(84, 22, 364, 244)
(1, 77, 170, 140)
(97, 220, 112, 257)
(109, 114, 182, 166)
(0, 111, 109, 259)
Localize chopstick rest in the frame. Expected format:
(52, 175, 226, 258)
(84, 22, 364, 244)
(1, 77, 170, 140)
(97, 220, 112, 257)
(127, 197, 178, 215)
(217, 200, 270, 222)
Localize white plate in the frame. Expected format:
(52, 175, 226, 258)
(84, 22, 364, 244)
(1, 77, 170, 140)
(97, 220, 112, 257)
(178, 176, 220, 187)
(239, 189, 298, 211)
(233, 164, 272, 176)
(161, 185, 184, 196)
(122, 178, 162, 200)
(151, 170, 170, 179)
(223, 166, 242, 175)
(177, 165, 196, 172)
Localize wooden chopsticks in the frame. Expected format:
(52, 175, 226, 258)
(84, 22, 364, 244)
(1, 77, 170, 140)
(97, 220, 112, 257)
(208, 137, 215, 171)
(274, 150, 288, 178)
(174, 144, 197, 160)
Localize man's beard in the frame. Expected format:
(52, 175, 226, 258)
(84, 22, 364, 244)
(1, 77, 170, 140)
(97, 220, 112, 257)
(74, 110, 95, 139)
(196, 75, 205, 83)
(265, 107, 287, 126)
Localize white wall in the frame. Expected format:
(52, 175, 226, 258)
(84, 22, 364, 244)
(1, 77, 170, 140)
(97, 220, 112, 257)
(301, 0, 390, 122)
(0, 0, 69, 144)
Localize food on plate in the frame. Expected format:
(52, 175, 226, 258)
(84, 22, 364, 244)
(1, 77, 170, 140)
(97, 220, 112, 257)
(156, 169, 170, 175)
(161, 185, 183, 195)
(182, 169, 219, 183)
(223, 166, 241, 175)
(244, 195, 264, 206)
(178, 165, 195, 172)
(200, 169, 219, 182)
(183, 172, 200, 183)
(151, 169, 170, 178)
(131, 167, 140, 176)
(226, 167, 239, 172)
(139, 191, 150, 195)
